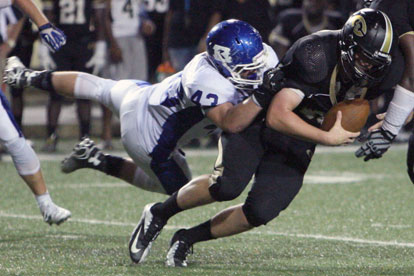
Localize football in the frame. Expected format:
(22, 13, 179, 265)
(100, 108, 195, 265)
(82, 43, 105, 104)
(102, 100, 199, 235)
(321, 98, 370, 132)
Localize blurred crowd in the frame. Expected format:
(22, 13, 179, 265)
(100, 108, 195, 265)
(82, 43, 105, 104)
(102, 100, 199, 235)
(1, 0, 391, 152)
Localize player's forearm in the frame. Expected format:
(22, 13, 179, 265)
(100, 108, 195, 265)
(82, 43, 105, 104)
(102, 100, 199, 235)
(221, 98, 262, 133)
(14, 0, 48, 27)
(266, 109, 330, 145)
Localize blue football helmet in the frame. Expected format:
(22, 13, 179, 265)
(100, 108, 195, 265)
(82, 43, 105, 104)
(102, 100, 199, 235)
(206, 19, 266, 91)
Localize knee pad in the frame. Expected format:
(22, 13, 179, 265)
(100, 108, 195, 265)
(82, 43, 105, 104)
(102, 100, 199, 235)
(208, 175, 246, 202)
(4, 137, 40, 175)
(242, 202, 278, 227)
(74, 73, 117, 105)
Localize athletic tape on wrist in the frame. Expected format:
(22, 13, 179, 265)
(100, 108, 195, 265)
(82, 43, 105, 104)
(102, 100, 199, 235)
(382, 85, 414, 135)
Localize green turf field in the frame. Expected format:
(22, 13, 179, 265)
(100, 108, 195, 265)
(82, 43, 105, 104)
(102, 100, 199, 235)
(0, 143, 413, 276)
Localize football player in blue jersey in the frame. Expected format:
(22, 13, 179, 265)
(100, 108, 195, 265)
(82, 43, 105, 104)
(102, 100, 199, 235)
(4, 19, 282, 195)
(0, 0, 70, 225)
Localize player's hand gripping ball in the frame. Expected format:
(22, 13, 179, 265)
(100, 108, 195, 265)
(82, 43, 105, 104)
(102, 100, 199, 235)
(321, 98, 370, 132)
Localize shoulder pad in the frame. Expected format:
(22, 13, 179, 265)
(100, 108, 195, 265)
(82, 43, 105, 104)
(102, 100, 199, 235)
(289, 34, 330, 84)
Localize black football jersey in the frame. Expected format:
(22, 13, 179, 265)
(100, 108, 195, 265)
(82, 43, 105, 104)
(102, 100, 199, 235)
(278, 30, 403, 127)
(43, 0, 104, 39)
(369, 0, 414, 38)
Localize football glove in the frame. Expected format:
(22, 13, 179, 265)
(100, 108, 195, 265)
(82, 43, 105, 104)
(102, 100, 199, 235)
(39, 23, 66, 53)
(355, 128, 396, 161)
(85, 40, 107, 75)
(252, 67, 284, 109)
(406, 133, 414, 184)
(37, 43, 56, 70)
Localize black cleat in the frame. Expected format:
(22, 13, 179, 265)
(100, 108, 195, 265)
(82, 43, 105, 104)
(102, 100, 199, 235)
(61, 137, 105, 173)
(165, 229, 193, 267)
(4, 56, 44, 89)
(129, 203, 166, 263)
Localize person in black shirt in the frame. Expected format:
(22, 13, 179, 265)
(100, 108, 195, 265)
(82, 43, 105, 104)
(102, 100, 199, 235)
(355, 1, 414, 184)
(125, 9, 403, 267)
(269, 0, 345, 57)
(163, 0, 225, 71)
(40, 0, 106, 152)
(144, 0, 169, 82)
(223, 0, 274, 44)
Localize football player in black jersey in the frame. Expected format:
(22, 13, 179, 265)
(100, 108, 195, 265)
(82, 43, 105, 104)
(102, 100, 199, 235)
(125, 9, 403, 267)
(39, 0, 106, 152)
(356, 0, 414, 184)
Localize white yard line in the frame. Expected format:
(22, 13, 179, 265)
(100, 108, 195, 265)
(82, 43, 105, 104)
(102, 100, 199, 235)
(1, 212, 413, 248)
(0, 144, 408, 162)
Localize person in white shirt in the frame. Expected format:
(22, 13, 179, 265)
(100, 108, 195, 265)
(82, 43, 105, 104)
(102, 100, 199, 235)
(99, 0, 155, 150)
(0, 0, 70, 225)
(4, 19, 279, 195)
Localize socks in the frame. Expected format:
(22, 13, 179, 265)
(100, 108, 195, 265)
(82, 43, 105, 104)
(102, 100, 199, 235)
(102, 154, 125, 177)
(151, 192, 183, 221)
(181, 220, 213, 245)
(35, 191, 52, 208)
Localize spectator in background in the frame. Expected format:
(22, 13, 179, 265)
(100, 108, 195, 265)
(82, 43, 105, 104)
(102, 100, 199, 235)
(100, 0, 155, 150)
(329, 0, 364, 17)
(144, 0, 169, 82)
(39, 0, 106, 152)
(269, 0, 302, 21)
(223, 0, 274, 44)
(269, 0, 344, 58)
(163, 0, 224, 147)
(163, 0, 224, 71)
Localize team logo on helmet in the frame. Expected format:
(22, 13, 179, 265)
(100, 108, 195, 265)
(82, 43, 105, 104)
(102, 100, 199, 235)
(351, 15, 367, 37)
(213, 45, 232, 63)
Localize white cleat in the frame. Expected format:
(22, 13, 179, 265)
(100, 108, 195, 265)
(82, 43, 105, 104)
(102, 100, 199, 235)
(129, 203, 166, 263)
(4, 56, 42, 89)
(40, 203, 71, 225)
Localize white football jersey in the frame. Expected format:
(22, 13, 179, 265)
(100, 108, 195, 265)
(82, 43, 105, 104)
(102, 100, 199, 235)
(110, 0, 141, 37)
(0, 0, 11, 9)
(134, 44, 278, 155)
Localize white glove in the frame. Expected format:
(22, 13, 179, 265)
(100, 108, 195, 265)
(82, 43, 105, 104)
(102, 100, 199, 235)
(85, 40, 107, 75)
(38, 23, 66, 53)
(38, 43, 56, 70)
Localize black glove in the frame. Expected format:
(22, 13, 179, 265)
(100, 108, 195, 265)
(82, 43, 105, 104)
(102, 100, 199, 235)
(355, 128, 396, 161)
(406, 133, 414, 184)
(252, 67, 284, 109)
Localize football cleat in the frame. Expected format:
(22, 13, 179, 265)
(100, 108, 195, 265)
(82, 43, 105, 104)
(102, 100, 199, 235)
(165, 229, 192, 267)
(40, 202, 71, 225)
(61, 137, 104, 173)
(129, 203, 166, 263)
(4, 56, 43, 89)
